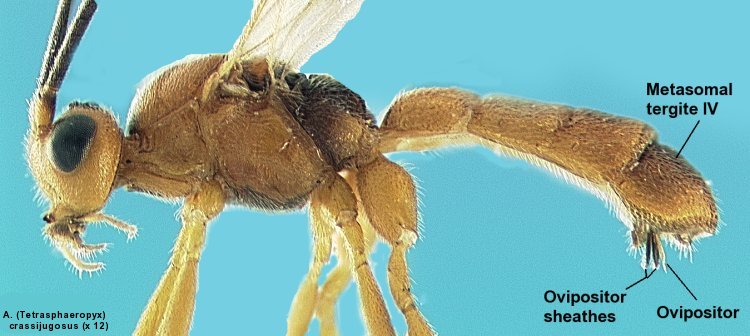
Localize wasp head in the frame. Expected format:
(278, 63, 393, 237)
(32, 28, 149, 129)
(26, 0, 137, 276)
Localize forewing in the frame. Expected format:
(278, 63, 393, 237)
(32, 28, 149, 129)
(227, 0, 363, 73)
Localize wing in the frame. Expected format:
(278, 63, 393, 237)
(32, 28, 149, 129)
(222, 0, 363, 76)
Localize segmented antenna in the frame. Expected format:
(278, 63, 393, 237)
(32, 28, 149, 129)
(46, 0, 98, 90)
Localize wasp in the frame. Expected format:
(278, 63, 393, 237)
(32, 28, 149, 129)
(27, 0, 718, 335)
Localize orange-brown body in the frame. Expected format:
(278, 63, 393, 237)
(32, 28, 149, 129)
(118, 54, 378, 211)
(27, 1, 718, 335)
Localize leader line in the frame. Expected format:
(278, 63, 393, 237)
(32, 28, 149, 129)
(675, 120, 700, 158)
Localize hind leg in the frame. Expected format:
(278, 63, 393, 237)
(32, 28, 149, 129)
(315, 218, 376, 336)
(356, 154, 434, 336)
(314, 172, 396, 336)
(314, 171, 378, 336)
(315, 234, 350, 336)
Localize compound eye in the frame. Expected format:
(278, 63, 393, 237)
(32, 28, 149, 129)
(50, 114, 97, 172)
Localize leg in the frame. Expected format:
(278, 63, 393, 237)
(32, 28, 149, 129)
(316, 206, 377, 336)
(134, 182, 224, 336)
(315, 173, 395, 336)
(286, 192, 334, 336)
(316, 234, 349, 336)
(357, 154, 435, 336)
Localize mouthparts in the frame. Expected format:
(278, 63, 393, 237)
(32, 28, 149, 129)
(43, 212, 138, 277)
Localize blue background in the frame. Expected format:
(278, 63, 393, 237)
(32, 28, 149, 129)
(1, 0, 747, 335)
